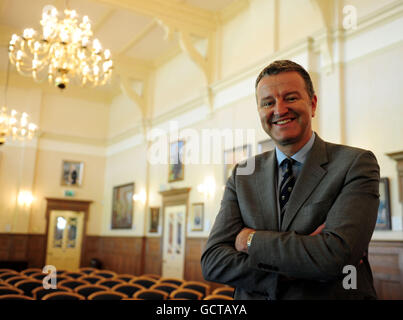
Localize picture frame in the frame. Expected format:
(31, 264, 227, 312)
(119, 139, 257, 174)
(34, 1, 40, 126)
(61, 160, 84, 187)
(190, 202, 204, 231)
(257, 138, 275, 154)
(111, 182, 134, 229)
(375, 177, 392, 230)
(168, 140, 185, 182)
(148, 207, 160, 233)
(223, 144, 251, 182)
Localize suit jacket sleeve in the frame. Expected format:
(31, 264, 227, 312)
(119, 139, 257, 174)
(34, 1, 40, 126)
(200, 164, 275, 295)
(248, 150, 380, 281)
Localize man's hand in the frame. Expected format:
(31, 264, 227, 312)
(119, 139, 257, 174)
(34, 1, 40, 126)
(310, 223, 325, 236)
(235, 227, 255, 253)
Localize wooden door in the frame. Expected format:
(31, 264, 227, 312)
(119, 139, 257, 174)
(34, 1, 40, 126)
(162, 204, 186, 278)
(45, 210, 84, 271)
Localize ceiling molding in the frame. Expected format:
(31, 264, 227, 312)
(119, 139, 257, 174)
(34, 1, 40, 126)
(91, 0, 218, 36)
(216, 0, 250, 24)
(92, 8, 117, 33)
(118, 19, 158, 55)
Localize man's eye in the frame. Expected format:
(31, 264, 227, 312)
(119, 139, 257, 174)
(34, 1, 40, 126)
(261, 101, 274, 107)
(286, 96, 297, 102)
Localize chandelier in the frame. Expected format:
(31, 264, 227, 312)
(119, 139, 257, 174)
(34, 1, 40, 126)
(8, 5, 113, 90)
(0, 61, 38, 145)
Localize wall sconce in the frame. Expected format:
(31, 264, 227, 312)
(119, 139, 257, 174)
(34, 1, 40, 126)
(197, 176, 216, 199)
(17, 190, 34, 207)
(133, 190, 147, 205)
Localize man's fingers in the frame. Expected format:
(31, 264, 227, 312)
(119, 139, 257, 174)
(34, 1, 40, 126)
(310, 223, 325, 236)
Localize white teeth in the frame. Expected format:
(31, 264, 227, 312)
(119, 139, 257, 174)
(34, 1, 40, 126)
(276, 119, 292, 125)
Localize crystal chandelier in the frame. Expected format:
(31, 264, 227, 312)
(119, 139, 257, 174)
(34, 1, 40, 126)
(0, 61, 38, 145)
(8, 5, 113, 90)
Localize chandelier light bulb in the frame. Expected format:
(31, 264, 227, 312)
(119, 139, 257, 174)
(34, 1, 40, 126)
(8, 5, 113, 90)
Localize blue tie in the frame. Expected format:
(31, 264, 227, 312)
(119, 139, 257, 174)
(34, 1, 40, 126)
(279, 158, 296, 222)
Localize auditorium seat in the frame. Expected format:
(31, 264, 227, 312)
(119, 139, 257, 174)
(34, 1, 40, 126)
(32, 286, 73, 300)
(112, 283, 144, 297)
(20, 268, 42, 276)
(0, 294, 34, 300)
(0, 286, 24, 296)
(5, 275, 28, 286)
(88, 290, 127, 300)
(42, 292, 85, 300)
(79, 267, 97, 275)
(14, 279, 43, 297)
(170, 288, 203, 300)
(97, 279, 125, 289)
(180, 281, 210, 298)
(58, 279, 90, 290)
(141, 274, 161, 280)
(204, 294, 234, 300)
(130, 276, 156, 288)
(0, 269, 18, 275)
(150, 283, 178, 295)
(133, 289, 168, 300)
(116, 274, 136, 282)
(64, 271, 85, 279)
(79, 275, 103, 284)
(158, 277, 184, 286)
(74, 284, 109, 299)
(0, 272, 19, 281)
(212, 286, 234, 298)
(30, 272, 47, 281)
(92, 270, 117, 279)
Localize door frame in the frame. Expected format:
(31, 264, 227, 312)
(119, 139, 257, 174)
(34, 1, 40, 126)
(44, 198, 92, 270)
(158, 188, 191, 276)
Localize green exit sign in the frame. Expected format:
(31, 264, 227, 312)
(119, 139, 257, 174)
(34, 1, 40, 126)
(64, 190, 75, 197)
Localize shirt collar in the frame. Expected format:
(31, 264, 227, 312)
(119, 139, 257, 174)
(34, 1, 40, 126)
(275, 132, 316, 166)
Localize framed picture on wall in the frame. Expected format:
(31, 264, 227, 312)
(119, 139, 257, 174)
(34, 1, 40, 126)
(375, 177, 392, 230)
(61, 160, 84, 187)
(257, 138, 275, 154)
(111, 182, 134, 229)
(148, 207, 160, 233)
(168, 140, 185, 182)
(190, 202, 204, 231)
(223, 144, 251, 183)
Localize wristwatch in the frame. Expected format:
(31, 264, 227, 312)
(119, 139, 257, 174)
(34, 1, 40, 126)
(247, 231, 256, 251)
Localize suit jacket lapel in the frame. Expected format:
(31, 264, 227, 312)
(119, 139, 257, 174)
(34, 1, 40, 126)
(281, 135, 329, 231)
(256, 150, 279, 231)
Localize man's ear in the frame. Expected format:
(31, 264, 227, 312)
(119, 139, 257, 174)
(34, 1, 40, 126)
(311, 95, 317, 117)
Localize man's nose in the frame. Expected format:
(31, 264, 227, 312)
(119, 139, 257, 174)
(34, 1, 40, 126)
(273, 99, 288, 116)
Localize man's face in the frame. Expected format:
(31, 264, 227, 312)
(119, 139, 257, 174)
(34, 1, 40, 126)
(256, 71, 317, 154)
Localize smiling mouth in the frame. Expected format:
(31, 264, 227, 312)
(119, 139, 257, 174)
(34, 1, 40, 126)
(271, 117, 296, 125)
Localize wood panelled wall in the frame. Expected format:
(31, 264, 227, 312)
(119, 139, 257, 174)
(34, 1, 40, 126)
(1, 233, 402, 299)
(368, 241, 403, 300)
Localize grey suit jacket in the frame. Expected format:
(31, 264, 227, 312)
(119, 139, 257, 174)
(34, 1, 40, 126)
(201, 135, 380, 300)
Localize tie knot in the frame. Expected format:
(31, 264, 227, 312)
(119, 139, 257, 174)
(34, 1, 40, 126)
(282, 158, 295, 170)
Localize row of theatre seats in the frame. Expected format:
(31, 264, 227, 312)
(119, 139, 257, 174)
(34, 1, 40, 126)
(0, 267, 234, 300)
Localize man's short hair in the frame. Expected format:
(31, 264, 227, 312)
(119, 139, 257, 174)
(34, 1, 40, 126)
(255, 60, 315, 99)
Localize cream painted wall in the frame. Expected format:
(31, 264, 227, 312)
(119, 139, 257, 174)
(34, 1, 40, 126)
(108, 93, 143, 139)
(40, 93, 109, 140)
(102, 143, 148, 236)
(30, 148, 106, 235)
(153, 51, 206, 119)
(278, 0, 322, 50)
(344, 42, 403, 230)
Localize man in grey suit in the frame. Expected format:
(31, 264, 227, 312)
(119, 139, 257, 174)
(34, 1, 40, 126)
(201, 60, 380, 300)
